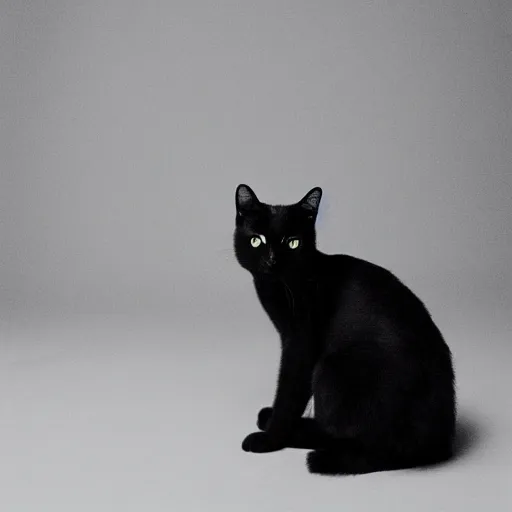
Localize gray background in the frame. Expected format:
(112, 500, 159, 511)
(1, 1, 511, 510)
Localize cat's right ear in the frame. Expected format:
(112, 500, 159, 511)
(235, 184, 260, 216)
(299, 187, 322, 218)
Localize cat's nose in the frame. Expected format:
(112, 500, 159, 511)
(262, 253, 277, 270)
(261, 261, 276, 274)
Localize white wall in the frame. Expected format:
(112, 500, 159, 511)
(2, 0, 511, 315)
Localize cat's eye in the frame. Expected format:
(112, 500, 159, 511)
(288, 238, 300, 250)
(250, 236, 262, 248)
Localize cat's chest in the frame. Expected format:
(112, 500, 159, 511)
(254, 279, 318, 334)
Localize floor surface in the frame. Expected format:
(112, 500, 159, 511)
(1, 299, 511, 511)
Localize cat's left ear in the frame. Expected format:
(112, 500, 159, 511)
(235, 184, 261, 216)
(299, 187, 322, 217)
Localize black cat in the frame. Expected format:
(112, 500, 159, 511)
(233, 184, 456, 475)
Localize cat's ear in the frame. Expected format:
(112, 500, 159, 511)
(299, 187, 322, 216)
(235, 184, 261, 216)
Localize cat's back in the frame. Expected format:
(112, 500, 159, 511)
(318, 252, 409, 300)
(317, 252, 442, 345)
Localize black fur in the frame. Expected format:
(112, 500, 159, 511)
(233, 184, 456, 475)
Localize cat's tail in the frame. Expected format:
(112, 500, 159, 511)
(306, 442, 453, 476)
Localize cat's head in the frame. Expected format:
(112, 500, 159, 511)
(233, 184, 322, 277)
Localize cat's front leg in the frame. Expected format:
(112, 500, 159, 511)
(256, 406, 274, 430)
(241, 431, 284, 453)
(242, 343, 313, 453)
(238, 408, 282, 453)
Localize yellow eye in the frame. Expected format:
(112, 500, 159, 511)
(250, 236, 262, 248)
(288, 238, 300, 249)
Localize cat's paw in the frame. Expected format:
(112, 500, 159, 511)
(241, 432, 284, 453)
(256, 407, 273, 430)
